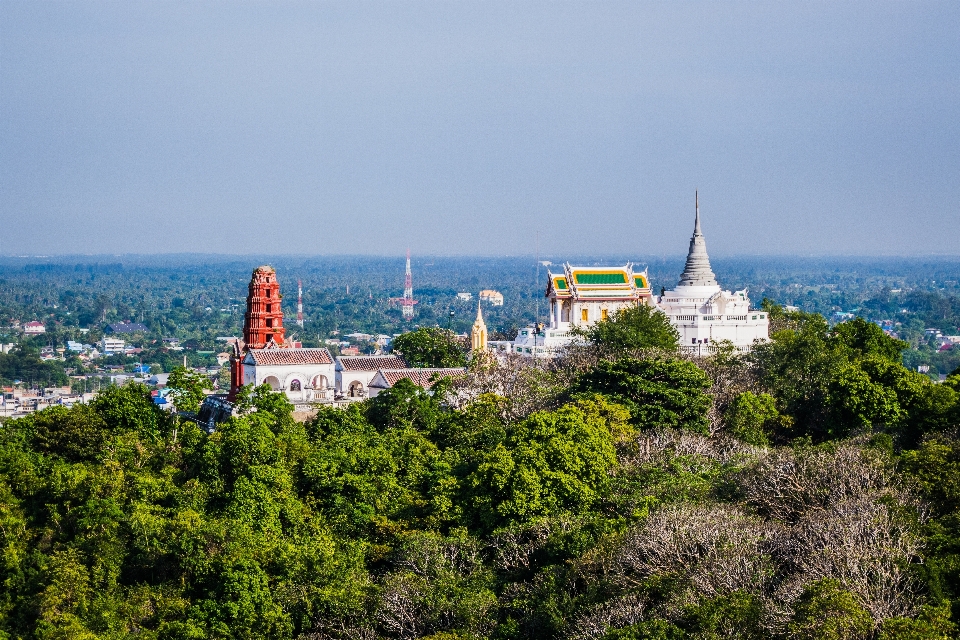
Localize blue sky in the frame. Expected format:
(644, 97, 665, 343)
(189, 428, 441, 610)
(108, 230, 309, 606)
(2, 2, 958, 256)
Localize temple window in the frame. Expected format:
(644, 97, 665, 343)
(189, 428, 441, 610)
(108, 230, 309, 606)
(601, 309, 609, 320)
(266, 318, 273, 328)
(581, 309, 589, 322)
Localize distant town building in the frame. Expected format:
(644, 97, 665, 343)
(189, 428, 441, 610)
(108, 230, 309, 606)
(656, 195, 769, 352)
(106, 321, 149, 334)
(479, 290, 504, 306)
(100, 337, 125, 355)
(457, 292, 473, 301)
(23, 321, 46, 335)
(345, 332, 375, 342)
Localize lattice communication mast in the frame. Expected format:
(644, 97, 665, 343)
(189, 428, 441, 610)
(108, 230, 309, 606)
(402, 249, 417, 320)
(296, 279, 304, 327)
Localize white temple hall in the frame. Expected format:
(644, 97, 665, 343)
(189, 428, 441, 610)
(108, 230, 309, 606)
(656, 196, 769, 352)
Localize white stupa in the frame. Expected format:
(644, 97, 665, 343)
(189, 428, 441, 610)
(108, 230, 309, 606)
(657, 194, 769, 352)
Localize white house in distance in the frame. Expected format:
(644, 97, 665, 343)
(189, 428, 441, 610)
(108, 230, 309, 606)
(23, 321, 46, 335)
(241, 348, 336, 402)
(656, 195, 768, 352)
(479, 290, 504, 306)
(335, 354, 407, 399)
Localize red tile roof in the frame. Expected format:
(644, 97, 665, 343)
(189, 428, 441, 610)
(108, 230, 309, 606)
(337, 355, 407, 371)
(371, 368, 464, 389)
(247, 348, 333, 366)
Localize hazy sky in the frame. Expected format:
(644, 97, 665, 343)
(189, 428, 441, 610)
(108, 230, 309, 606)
(2, 2, 958, 257)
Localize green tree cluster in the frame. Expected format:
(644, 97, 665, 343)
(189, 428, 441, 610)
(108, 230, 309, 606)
(2, 305, 960, 638)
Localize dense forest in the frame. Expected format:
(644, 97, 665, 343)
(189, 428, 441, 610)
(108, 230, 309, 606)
(2, 303, 960, 638)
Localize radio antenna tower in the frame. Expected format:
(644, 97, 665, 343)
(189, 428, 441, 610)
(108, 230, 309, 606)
(402, 249, 416, 320)
(296, 279, 304, 327)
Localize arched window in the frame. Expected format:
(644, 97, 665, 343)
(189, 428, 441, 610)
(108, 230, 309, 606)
(312, 375, 328, 389)
(289, 379, 301, 391)
(348, 381, 364, 398)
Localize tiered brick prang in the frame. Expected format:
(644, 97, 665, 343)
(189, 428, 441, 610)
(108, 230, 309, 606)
(243, 266, 285, 349)
(230, 265, 287, 400)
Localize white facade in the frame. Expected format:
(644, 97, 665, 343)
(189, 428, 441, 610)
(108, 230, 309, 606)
(479, 290, 504, 306)
(241, 348, 336, 402)
(23, 321, 46, 335)
(335, 355, 407, 399)
(656, 197, 768, 352)
(100, 337, 125, 354)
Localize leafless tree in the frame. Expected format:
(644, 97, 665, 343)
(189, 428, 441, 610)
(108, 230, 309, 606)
(609, 503, 773, 598)
(446, 353, 562, 423)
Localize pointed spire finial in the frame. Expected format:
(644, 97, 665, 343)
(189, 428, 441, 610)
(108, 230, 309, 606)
(676, 191, 717, 287)
(695, 190, 702, 234)
(476, 300, 483, 321)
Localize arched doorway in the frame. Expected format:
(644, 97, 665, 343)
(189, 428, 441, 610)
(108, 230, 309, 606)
(312, 375, 328, 389)
(263, 375, 280, 390)
(348, 381, 364, 398)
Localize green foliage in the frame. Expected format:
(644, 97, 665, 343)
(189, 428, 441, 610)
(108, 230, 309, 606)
(829, 316, 908, 362)
(751, 304, 959, 443)
(787, 579, 873, 640)
(166, 366, 213, 414)
(27, 404, 110, 462)
(724, 391, 779, 445)
(91, 382, 170, 441)
(879, 602, 955, 639)
(392, 327, 468, 367)
(570, 358, 711, 433)
(581, 304, 680, 355)
(603, 620, 684, 640)
(465, 399, 619, 530)
(0, 345, 69, 387)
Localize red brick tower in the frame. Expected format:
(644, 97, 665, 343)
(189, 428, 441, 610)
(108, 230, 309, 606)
(243, 266, 285, 349)
(229, 266, 285, 401)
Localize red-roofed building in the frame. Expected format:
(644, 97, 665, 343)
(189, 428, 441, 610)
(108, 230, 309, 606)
(239, 347, 336, 401)
(367, 368, 465, 397)
(336, 355, 407, 398)
(23, 321, 46, 335)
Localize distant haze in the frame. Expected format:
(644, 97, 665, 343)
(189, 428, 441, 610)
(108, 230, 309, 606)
(2, 2, 958, 257)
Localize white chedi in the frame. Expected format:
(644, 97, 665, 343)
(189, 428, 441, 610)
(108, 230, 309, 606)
(656, 194, 769, 351)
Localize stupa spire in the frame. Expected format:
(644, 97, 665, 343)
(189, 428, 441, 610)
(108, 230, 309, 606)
(677, 191, 718, 287)
(471, 301, 488, 352)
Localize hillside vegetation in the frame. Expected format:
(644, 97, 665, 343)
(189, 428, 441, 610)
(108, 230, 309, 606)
(2, 304, 960, 639)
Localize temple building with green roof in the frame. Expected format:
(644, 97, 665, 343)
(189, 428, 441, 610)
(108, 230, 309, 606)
(490, 263, 653, 358)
